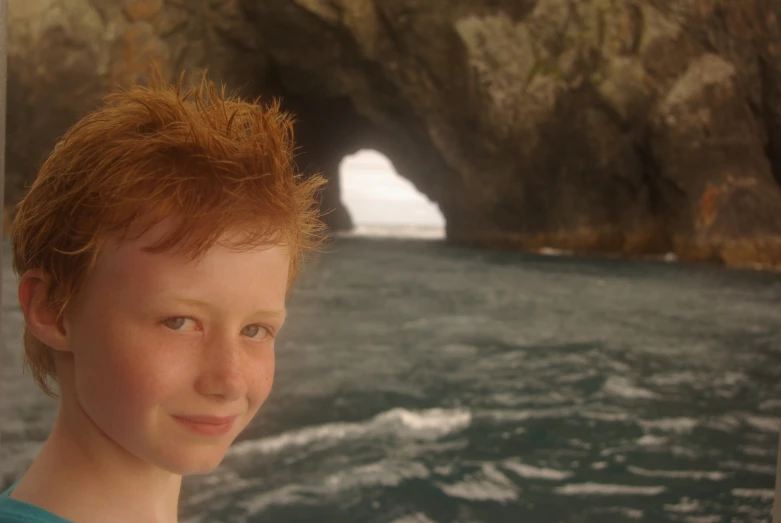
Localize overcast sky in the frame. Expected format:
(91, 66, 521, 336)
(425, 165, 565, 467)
(339, 150, 445, 228)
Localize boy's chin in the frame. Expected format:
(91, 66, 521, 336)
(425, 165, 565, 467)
(159, 448, 230, 476)
(181, 461, 224, 476)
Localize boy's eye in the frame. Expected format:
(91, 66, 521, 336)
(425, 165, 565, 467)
(241, 324, 271, 340)
(163, 317, 198, 331)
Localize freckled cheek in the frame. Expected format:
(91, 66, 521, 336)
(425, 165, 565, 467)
(85, 330, 189, 412)
(247, 350, 276, 413)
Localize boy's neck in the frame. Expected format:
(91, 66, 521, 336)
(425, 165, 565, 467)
(11, 402, 182, 523)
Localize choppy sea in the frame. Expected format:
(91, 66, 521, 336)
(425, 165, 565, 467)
(2, 237, 780, 522)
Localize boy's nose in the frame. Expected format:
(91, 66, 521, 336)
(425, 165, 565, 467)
(194, 334, 248, 402)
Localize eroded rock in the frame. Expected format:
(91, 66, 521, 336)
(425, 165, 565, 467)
(7, 0, 781, 269)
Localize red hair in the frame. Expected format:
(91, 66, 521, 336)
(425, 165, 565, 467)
(11, 72, 327, 396)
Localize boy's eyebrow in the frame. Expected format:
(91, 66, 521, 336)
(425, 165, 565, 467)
(161, 296, 287, 318)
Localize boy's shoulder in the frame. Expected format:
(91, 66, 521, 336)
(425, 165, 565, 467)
(0, 485, 73, 523)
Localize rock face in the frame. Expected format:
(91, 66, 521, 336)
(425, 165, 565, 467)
(7, 0, 781, 268)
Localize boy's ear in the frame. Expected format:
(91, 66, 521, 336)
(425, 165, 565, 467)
(18, 269, 70, 352)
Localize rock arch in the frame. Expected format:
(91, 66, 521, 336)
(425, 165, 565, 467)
(8, 0, 781, 268)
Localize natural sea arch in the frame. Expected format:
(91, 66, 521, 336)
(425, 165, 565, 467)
(338, 149, 445, 238)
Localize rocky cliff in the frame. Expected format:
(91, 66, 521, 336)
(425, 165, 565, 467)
(8, 0, 781, 269)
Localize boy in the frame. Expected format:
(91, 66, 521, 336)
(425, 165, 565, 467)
(0, 72, 326, 523)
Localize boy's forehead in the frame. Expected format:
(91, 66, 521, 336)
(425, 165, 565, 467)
(96, 233, 193, 285)
(74, 233, 290, 319)
(96, 220, 288, 276)
(113, 215, 289, 253)
(91, 228, 291, 298)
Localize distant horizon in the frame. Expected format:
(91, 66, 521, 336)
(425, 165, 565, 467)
(339, 150, 445, 229)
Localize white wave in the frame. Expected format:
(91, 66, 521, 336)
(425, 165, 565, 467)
(502, 459, 573, 480)
(628, 466, 728, 481)
(602, 376, 659, 399)
(481, 406, 576, 423)
(438, 343, 480, 357)
(622, 509, 644, 520)
(636, 435, 668, 446)
(743, 414, 781, 432)
(390, 514, 437, 523)
(719, 460, 777, 476)
(240, 460, 432, 515)
(554, 483, 666, 496)
(229, 421, 361, 457)
(481, 410, 535, 423)
(390, 408, 471, 435)
(241, 483, 310, 515)
(538, 247, 574, 256)
(326, 460, 431, 491)
(740, 445, 775, 457)
(434, 464, 454, 476)
(437, 480, 517, 503)
(664, 497, 701, 513)
(580, 410, 631, 422)
(646, 371, 697, 386)
(0, 419, 28, 434)
(731, 488, 775, 500)
(229, 407, 471, 458)
(704, 416, 741, 432)
(670, 446, 701, 458)
(638, 417, 698, 433)
(759, 399, 781, 411)
(437, 464, 518, 503)
(597, 507, 644, 520)
(567, 438, 592, 450)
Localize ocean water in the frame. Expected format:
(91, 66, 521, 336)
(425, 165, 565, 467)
(2, 237, 780, 522)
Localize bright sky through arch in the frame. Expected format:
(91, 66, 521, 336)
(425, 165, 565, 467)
(339, 150, 445, 237)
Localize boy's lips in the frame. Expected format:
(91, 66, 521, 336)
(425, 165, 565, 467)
(172, 414, 239, 436)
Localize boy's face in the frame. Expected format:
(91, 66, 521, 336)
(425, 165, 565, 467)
(60, 223, 290, 475)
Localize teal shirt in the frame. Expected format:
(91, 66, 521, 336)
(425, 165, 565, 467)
(0, 483, 73, 523)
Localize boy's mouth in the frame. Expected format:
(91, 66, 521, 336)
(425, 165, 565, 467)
(172, 415, 238, 436)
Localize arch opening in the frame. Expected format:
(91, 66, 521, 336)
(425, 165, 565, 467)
(338, 149, 445, 239)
